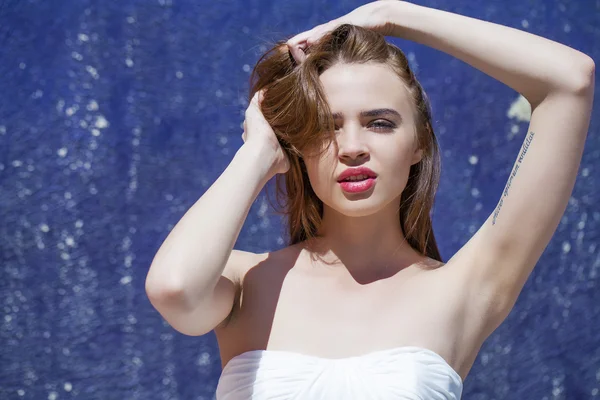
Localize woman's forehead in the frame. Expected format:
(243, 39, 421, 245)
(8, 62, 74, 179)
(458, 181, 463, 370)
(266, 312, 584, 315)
(320, 63, 412, 117)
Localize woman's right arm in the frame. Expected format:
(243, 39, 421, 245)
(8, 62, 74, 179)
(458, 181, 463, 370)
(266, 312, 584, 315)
(145, 141, 279, 336)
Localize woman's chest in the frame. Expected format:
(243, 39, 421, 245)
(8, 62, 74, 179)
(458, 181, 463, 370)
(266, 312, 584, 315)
(218, 262, 464, 361)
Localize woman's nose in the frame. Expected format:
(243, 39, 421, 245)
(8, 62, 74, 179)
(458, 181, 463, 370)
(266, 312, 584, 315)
(336, 127, 369, 160)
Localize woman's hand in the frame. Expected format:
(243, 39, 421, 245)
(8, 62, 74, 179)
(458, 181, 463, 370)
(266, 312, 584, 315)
(286, 0, 397, 63)
(242, 90, 290, 175)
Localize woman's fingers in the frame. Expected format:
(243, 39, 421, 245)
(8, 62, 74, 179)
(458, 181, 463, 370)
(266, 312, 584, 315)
(287, 43, 307, 64)
(287, 20, 342, 64)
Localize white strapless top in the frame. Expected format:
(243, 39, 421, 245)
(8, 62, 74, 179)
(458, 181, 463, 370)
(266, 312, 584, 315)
(216, 346, 463, 399)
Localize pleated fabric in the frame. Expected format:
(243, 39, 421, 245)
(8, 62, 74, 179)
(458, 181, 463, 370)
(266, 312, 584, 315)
(216, 346, 463, 400)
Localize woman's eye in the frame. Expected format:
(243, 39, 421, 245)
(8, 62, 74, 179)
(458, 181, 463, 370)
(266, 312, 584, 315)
(333, 120, 396, 132)
(370, 120, 396, 131)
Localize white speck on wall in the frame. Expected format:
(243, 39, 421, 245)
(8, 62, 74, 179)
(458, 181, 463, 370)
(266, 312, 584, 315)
(12, 160, 22, 168)
(125, 58, 134, 67)
(48, 391, 58, 400)
(176, 70, 183, 79)
(507, 94, 531, 122)
(40, 223, 50, 232)
(507, 123, 521, 140)
(468, 155, 478, 165)
(91, 129, 101, 137)
(257, 197, 268, 217)
(243, 64, 250, 72)
(481, 352, 489, 366)
(19, 62, 26, 69)
(64, 382, 73, 392)
(120, 275, 132, 285)
(87, 100, 99, 111)
(86, 65, 99, 79)
(127, 16, 136, 24)
(65, 106, 77, 116)
(61, 252, 70, 261)
(71, 51, 83, 61)
(197, 352, 211, 366)
(581, 167, 589, 177)
(32, 89, 43, 99)
(563, 23, 571, 33)
(65, 236, 75, 247)
(125, 254, 133, 268)
(521, 19, 529, 28)
(562, 242, 571, 253)
(78, 33, 89, 42)
(216, 89, 223, 97)
(94, 115, 109, 129)
(56, 99, 65, 112)
(407, 52, 418, 72)
(0, 126, 5, 135)
(57, 148, 68, 157)
(471, 188, 480, 197)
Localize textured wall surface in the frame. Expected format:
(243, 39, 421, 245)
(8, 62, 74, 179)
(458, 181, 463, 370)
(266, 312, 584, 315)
(1, 0, 599, 399)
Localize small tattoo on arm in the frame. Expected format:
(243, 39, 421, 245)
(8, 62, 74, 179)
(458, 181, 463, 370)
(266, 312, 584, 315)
(492, 131, 536, 225)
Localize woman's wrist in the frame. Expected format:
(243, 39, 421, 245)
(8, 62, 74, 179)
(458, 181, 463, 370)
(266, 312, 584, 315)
(378, 0, 416, 39)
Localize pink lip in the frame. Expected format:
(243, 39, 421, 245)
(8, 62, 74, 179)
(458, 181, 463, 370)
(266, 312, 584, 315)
(337, 166, 377, 182)
(338, 177, 376, 193)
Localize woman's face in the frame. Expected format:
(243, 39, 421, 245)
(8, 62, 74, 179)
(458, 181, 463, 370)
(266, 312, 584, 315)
(303, 62, 423, 217)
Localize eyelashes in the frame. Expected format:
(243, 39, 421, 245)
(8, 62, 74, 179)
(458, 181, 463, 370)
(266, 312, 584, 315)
(370, 121, 396, 131)
(334, 120, 397, 132)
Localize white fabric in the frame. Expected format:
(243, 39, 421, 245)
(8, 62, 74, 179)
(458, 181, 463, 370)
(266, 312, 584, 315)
(216, 346, 463, 399)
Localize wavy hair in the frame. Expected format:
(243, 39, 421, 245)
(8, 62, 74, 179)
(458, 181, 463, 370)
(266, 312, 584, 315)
(249, 24, 442, 262)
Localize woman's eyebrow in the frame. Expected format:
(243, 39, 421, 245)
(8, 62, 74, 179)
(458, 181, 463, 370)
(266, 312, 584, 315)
(332, 108, 402, 120)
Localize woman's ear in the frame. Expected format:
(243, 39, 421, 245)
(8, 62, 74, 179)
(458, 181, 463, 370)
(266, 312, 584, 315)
(411, 148, 424, 165)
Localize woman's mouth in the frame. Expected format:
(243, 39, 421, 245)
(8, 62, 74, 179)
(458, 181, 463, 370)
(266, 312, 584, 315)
(338, 177, 376, 193)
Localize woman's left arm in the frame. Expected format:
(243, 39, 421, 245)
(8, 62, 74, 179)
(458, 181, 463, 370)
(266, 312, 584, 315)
(384, 2, 595, 318)
(386, 1, 594, 105)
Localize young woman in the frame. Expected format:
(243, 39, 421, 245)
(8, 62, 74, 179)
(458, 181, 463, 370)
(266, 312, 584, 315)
(145, 1, 595, 398)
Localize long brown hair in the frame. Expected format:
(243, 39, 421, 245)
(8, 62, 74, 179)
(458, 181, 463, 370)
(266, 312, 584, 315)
(249, 24, 443, 262)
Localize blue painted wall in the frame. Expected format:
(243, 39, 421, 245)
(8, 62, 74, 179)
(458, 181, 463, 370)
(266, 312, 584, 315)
(1, 0, 598, 399)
